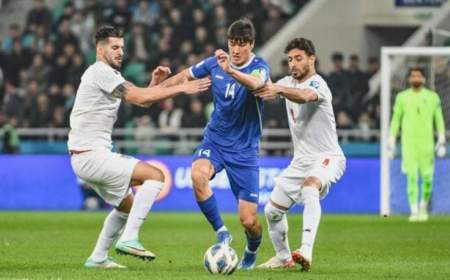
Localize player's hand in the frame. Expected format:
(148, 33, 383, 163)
(215, 49, 232, 73)
(181, 78, 211, 94)
(387, 136, 396, 160)
(149, 66, 172, 87)
(435, 134, 446, 158)
(253, 83, 280, 101)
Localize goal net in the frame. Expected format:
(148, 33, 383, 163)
(381, 47, 450, 215)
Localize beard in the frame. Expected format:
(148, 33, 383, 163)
(411, 81, 423, 89)
(291, 64, 310, 81)
(105, 56, 122, 70)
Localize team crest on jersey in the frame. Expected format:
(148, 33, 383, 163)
(322, 158, 330, 167)
(309, 80, 320, 89)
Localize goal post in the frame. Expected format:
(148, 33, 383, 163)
(380, 46, 450, 216)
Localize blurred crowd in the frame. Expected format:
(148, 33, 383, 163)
(0, 0, 304, 147)
(0, 0, 385, 153)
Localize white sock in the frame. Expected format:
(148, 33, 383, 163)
(264, 203, 291, 262)
(90, 209, 128, 262)
(300, 187, 321, 260)
(119, 180, 163, 242)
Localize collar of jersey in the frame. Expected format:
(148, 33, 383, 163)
(230, 53, 256, 70)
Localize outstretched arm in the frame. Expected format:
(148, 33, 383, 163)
(215, 49, 265, 90)
(157, 69, 193, 87)
(253, 83, 318, 104)
(112, 78, 211, 107)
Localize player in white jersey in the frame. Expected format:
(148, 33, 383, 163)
(254, 38, 346, 271)
(68, 26, 210, 269)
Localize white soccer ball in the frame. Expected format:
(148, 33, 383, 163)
(203, 243, 239, 275)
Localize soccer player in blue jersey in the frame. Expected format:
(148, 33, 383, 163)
(158, 18, 270, 270)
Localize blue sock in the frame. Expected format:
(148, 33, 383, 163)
(197, 194, 224, 231)
(245, 231, 262, 253)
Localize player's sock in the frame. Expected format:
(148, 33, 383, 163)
(422, 174, 433, 205)
(90, 209, 128, 262)
(197, 194, 224, 231)
(119, 180, 163, 242)
(407, 172, 419, 216)
(264, 203, 291, 261)
(300, 187, 321, 260)
(245, 230, 262, 253)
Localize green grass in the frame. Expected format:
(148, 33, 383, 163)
(0, 212, 449, 279)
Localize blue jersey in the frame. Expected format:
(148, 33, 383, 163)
(189, 54, 270, 151)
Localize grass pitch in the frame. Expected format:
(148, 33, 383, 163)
(0, 212, 449, 279)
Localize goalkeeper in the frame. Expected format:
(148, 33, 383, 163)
(389, 67, 446, 222)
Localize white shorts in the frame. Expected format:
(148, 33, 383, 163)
(70, 149, 139, 207)
(271, 155, 346, 208)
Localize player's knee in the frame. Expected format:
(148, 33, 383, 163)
(151, 167, 165, 183)
(303, 176, 322, 189)
(191, 168, 209, 188)
(240, 215, 258, 230)
(264, 203, 285, 221)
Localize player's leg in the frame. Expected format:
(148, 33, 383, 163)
(236, 199, 262, 270)
(115, 161, 164, 260)
(225, 162, 261, 270)
(406, 171, 419, 221)
(258, 185, 296, 269)
(291, 176, 321, 272)
(85, 195, 132, 268)
(402, 154, 419, 221)
(292, 156, 346, 271)
(191, 147, 230, 244)
(418, 155, 434, 221)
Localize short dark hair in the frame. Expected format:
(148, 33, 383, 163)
(408, 66, 426, 77)
(95, 26, 123, 45)
(331, 52, 343, 61)
(227, 18, 255, 43)
(284, 38, 315, 56)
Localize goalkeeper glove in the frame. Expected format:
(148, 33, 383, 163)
(435, 134, 446, 158)
(387, 136, 396, 160)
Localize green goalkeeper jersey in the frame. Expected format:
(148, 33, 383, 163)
(390, 87, 445, 156)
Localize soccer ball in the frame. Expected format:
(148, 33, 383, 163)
(203, 243, 239, 275)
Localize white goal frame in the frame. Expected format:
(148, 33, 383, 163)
(380, 46, 450, 216)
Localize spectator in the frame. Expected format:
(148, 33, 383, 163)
(2, 82, 24, 120)
(25, 0, 52, 33)
(262, 5, 284, 42)
(328, 52, 351, 113)
(1, 116, 20, 153)
(158, 99, 183, 129)
(365, 56, 380, 79)
(2, 23, 22, 54)
(106, 0, 132, 30)
(132, 0, 159, 28)
(348, 54, 369, 121)
(181, 98, 207, 128)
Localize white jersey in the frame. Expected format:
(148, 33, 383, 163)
(68, 61, 125, 151)
(276, 74, 344, 160)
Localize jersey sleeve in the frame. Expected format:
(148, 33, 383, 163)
(307, 78, 330, 101)
(433, 93, 446, 137)
(95, 64, 126, 95)
(189, 56, 215, 79)
(389, 93, 403, 139)
(250, 60, 270, 83)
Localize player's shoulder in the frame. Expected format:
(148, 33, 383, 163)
(202, 56, 218, 67)
(308, 74, 328, 88)
(252, 55, 269, 67)
(90, 61, 120, 77)
(396, 89, 410, 98)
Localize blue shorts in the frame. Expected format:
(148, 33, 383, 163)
(193, 140, 260, 203)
